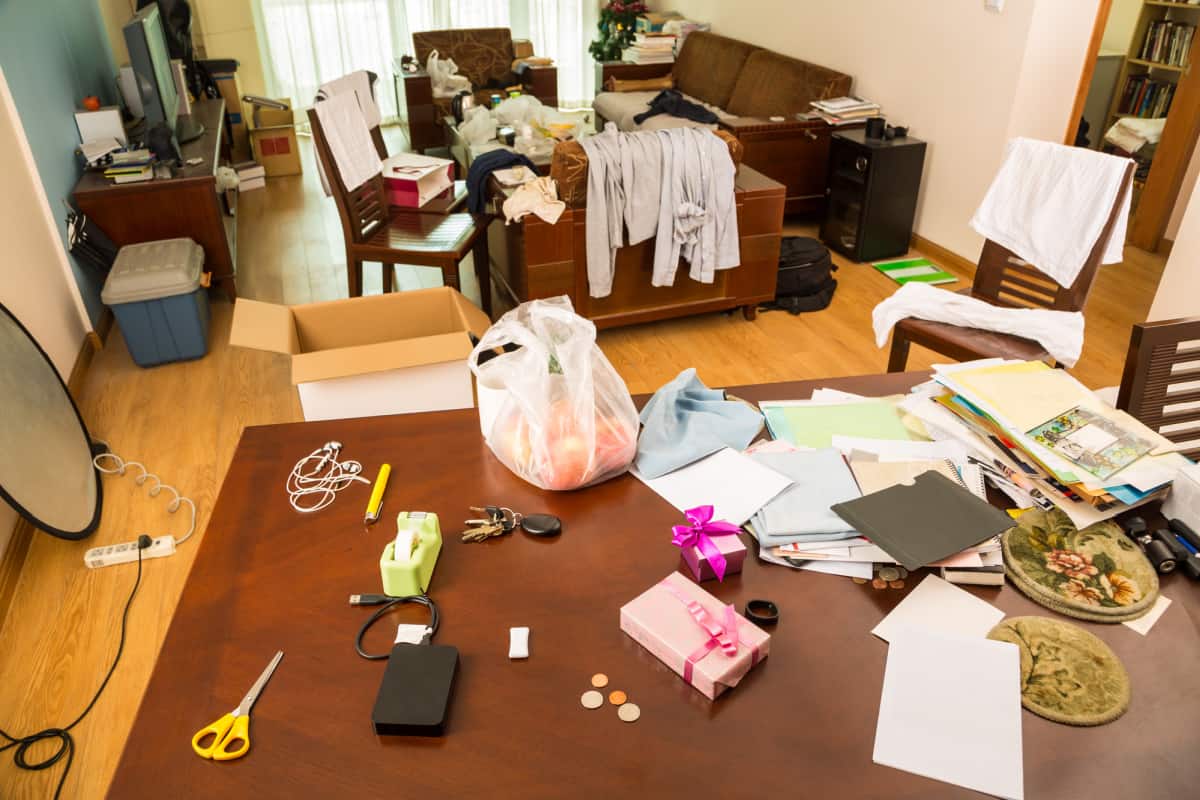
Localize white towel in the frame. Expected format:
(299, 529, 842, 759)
(317, 71, 382, 128)
(313, 91, 382, 193)
(872, 282, 1085, 367)
(969, 137, 1132, 289)
(1104, 117, 1166, 154)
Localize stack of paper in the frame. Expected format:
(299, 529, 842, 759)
(811, 96, 882, 126)
(621, 33, 677, 64)
(920, 359, 1188, 527)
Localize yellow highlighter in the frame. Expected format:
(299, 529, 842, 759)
(364, 464, 391, 525)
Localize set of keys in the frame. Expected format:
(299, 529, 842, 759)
(462, 506, 563, 543)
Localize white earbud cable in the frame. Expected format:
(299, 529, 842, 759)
(286, 443, 370, 513)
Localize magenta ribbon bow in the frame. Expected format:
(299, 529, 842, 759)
(661, 580, 760, 688)
(671, 505, 742, 582)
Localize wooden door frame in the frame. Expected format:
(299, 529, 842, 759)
(1064, 0, 1113, 146)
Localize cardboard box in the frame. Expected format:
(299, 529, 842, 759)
(248, 98, 301, 177)
(620, 572, 769, 700)
(211, 71, 250, 162)
(229, 287, 492, 421)
(383, 153, 454, 208)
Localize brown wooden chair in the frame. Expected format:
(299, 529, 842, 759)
(308, 107, 490, 314)
(886, 162, 1134, 372)
(1116, 316, 1200, 460)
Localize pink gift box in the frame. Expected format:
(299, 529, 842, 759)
(679, 533, 746, 582)
(619, 571, 770, 700)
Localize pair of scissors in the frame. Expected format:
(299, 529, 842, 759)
(192, 651, 284, 761)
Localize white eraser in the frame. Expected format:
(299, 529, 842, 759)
(508, 626, 530, 659)
(393, 530, 416, 561)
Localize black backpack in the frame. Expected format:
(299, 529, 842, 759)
(760, 236, 837, 315)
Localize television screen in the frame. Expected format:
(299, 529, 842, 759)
(124, 5, 178, 131)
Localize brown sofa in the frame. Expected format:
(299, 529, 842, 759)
(594, 32, 853, 215)
(404, 28, 558, 153)
(485, 131, 785, 329)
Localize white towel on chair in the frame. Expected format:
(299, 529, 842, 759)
(317, 71, 382, 127)
(313, 90, 382, 193)
(969, 137, 1133, 289)
(873, 282, 1085, 367)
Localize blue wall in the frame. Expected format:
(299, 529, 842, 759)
(0, 0, 120, 326)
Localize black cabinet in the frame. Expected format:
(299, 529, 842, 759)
(820, 129, 926, 263)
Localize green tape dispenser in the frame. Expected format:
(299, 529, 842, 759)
(380, 512, 442, 596)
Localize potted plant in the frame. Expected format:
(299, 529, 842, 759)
(589, 1, 648, 62)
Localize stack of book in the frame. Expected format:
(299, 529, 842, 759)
(1139, 20, 1194, 67)
(235, 161, 266, 192)
(622, 33, 676, 64)
(103, 148, 154, 184)
(810, 96, 881, 126)
(1117, 75, 1176, 118)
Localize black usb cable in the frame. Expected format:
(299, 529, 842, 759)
(350, 593, 440, 660)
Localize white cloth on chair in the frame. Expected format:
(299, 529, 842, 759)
(872, 282, 1085, 367)
(314, 72, 383, 196)
(969, 137, 1133, 289)
(312, 90, 382, 193)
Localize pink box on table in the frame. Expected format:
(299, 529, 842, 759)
(619, 571, 769, 700)
(679, 533, 746, 582)
(672, 505, 745, 583)
(382, 152, 453, 208)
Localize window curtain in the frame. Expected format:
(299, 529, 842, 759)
(257, 0, 591, 122)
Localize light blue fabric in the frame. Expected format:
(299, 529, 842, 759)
(635, 368, 764, 479)
(749, 449, 862, 542)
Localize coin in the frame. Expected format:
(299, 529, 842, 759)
(591, 673, 609, 688)
(889, 580, 905, 589)
(580, 690, 604, 709)
(852, 577, 868, 585)
(608, 690, 627, 706)
(878, 566, 900, 582)
(897, 567, 909, 579)
(618, 702, 641, 723)
(871, 577, 887, 590)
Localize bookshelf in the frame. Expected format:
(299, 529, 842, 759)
(1105, 0, 1198, 127)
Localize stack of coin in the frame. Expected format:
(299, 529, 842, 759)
(859, 565, 909, 590)
(580, 673, 640, 722)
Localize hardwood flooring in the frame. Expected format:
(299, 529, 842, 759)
(0, 129, 1166, 798)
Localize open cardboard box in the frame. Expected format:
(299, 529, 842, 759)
(230, 287, 492, 421)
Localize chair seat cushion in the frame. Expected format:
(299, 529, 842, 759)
(894, 315, 1051, 363)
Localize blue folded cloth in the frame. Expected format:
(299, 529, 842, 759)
(634, 368, 763, 479)
(749, 449, 862, 541)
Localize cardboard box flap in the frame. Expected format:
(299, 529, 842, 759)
(291, 331, 476, 384)
(292, 287, 478, 352)
(230, 298, 300, 355)
(450, 291, 494, 341)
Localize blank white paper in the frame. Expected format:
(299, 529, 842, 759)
(871, 575, 1005, 643)
(631, 448, 792, 526)
(874, 627, 1024, 800)
(1122, 595, 1171, 636)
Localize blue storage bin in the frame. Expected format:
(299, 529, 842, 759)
(102, 238, 210, 367)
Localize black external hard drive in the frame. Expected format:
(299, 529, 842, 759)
(371, 643, 459, 736)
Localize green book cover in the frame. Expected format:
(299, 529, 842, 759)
(873, 257, 956, 285)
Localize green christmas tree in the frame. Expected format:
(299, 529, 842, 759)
(589, 1, 649, 62)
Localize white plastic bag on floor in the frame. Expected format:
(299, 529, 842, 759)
(427, 50, 471, 98)
(470, 297, 638, 491)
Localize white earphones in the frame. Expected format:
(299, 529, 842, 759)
(286, 441, 369, 513)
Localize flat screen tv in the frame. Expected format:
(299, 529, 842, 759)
(124, 4, 203, 143)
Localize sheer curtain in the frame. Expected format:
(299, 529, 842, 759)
(257, 0, 590, 120)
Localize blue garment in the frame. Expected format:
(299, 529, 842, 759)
(466, 149, 539, 214)
(635, 368, 764, 479)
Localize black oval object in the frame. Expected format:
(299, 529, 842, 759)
(520, 513, 562, 537)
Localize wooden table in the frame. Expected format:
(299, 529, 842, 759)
(107, 372, 1200, 798)
(73, 99, 237, 301)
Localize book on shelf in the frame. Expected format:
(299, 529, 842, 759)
(1117, 75, 1176, 118)
(1138, 20, 1194, 67)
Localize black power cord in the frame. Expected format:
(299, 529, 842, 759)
(0, 535, 150, 799)
(351, 594, 439, 660)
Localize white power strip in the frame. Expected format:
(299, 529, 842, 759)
(84, 535, 176, 569)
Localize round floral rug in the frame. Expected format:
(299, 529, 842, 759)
(1001, 508, 1158, 623)
(988, 616, 1131, 726)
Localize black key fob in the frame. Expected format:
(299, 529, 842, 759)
(520, 514, 562, 537)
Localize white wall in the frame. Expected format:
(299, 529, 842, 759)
(658, 0, 1101, 259)
(0, 68, 93, 560)
(1148, 179, 1200, 320)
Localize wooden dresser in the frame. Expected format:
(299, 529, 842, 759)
(73, 98, 237, 300)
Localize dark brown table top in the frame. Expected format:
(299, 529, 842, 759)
(108, 371, 1200, 798)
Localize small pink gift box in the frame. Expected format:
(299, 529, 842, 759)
(672, 505, 745, 583)
(619, 571, 770, 700)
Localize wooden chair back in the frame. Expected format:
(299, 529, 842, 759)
(970, 162, 1135, 313)
(1116, 316, 1200, 460)
(307, 107, 389, 246)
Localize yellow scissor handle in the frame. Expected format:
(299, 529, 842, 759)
(192, 712, 250, 761)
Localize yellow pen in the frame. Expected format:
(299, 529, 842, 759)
(364, 464, 391, 525)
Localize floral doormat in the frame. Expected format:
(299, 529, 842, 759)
(1001, 508, 1158, 623)
(988, 616, 1130, 726)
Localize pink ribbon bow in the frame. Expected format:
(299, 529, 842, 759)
(661, 580, 760, 688)
(671, 505, 742, 582)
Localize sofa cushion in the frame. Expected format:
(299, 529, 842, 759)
(672, 32, 759, 110)
(725, 50, 853, 118)
(413, 28, 516, 89)
(594, 91, 733, 132)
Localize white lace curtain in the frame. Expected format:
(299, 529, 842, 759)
(256, 0, 594, 123)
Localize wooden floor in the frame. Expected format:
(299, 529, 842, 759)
(0, 130, 1166, 798)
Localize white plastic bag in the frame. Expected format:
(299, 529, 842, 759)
(458, 105, 495, 145)
(469, 297, 638, 491)
(426, 50, 471, 98)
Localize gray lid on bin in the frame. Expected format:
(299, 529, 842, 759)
(101, 238, 205, 305)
